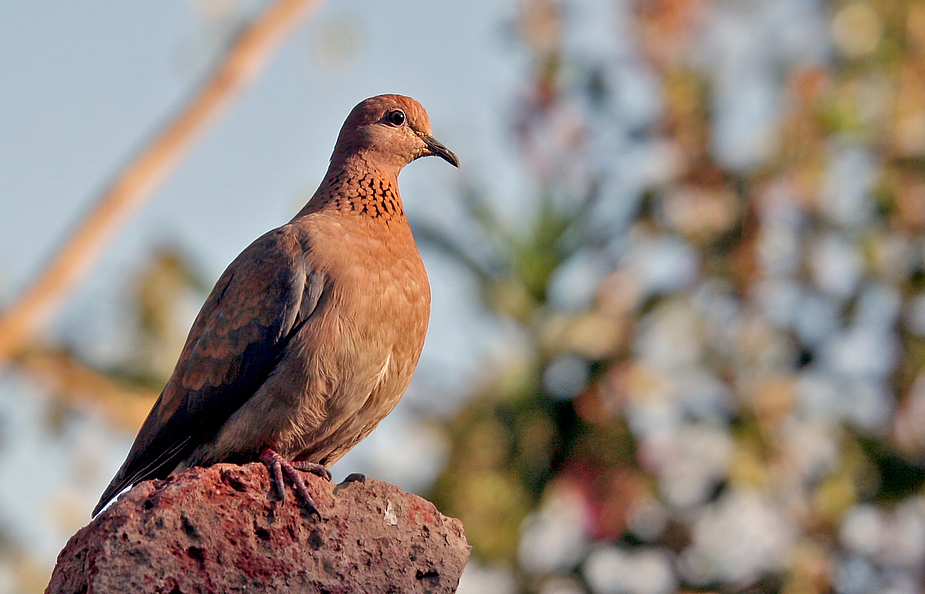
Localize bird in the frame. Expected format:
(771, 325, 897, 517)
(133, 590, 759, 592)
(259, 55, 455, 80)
(92, 94, 458, 517)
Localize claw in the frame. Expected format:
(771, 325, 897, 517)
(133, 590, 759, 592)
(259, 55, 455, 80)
(291, 460, 332, 482)
(259, 448, 327, 518)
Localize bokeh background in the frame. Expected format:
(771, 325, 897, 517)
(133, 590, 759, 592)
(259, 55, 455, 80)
(2, 0, 925, 592)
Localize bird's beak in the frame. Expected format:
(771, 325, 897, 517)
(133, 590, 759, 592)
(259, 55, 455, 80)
(421, 134, 459, 168)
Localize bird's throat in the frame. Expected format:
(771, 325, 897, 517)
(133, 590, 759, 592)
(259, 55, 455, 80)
(299, 168, 405, 223)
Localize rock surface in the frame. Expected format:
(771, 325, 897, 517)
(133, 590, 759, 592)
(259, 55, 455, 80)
(47, 463, 470, 593)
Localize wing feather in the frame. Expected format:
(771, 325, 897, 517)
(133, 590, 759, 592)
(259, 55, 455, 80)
(93, 227, 325, 515)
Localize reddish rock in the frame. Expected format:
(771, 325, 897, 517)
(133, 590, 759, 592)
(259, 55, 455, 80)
(46, 463, 470, 593)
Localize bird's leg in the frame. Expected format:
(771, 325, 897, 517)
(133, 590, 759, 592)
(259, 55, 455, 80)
(259, 448, 329, 517)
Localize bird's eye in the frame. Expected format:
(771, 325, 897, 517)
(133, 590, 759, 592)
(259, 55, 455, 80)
(386, 110, 406, 126)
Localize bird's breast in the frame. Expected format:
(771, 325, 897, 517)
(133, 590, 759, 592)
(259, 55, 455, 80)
(296, 215, 431, 395)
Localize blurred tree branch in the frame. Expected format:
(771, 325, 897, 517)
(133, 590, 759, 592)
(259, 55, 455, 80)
(15, 348, 158, 432)
(0, 0, 321, 367)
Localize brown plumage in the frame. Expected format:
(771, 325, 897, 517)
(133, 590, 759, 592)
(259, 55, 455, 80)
(93, 95, 458, 517)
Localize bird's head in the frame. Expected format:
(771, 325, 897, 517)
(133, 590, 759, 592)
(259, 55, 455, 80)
(330, 94, 459, 174)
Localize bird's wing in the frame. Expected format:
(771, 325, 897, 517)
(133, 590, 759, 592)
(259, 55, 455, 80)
(93, 227, 326, 515)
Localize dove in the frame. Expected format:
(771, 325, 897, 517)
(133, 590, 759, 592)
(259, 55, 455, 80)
(93, 94, 458, 517)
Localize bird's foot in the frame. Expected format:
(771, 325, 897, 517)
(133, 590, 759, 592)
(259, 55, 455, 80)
(291, 460, 332, 482)
(258, 448, 329, 518)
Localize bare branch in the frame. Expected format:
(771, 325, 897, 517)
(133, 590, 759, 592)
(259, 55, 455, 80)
(15, 348, 158, 432)
(0, 0, 321, 365)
